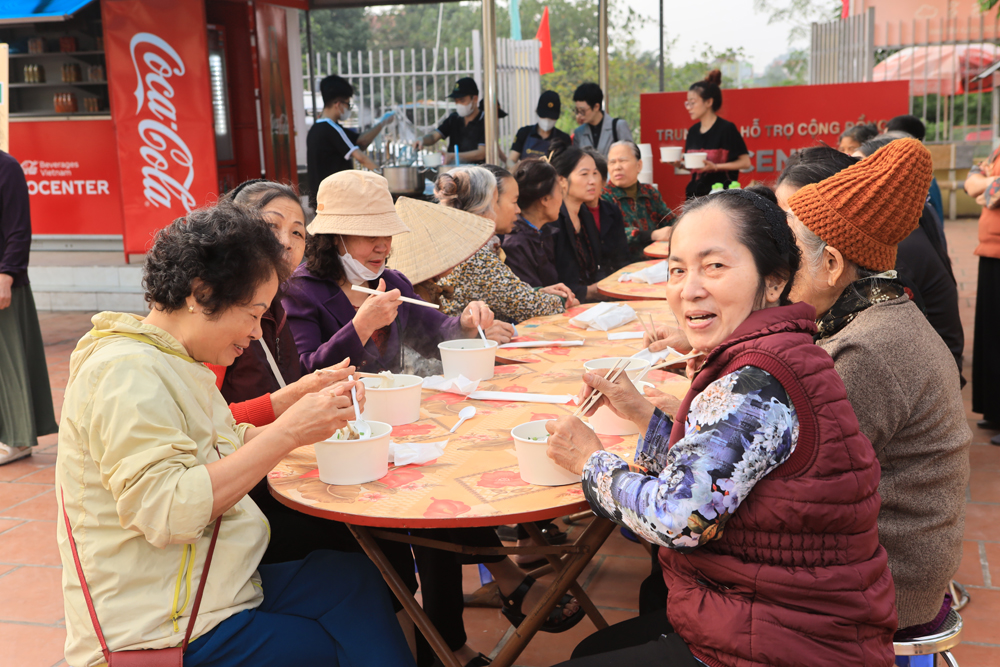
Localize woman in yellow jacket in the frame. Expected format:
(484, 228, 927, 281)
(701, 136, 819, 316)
(56, 201, 415, 667)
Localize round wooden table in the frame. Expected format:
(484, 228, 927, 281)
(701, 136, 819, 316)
(269, 302, 690, 667)
(596, 260, 667, 301)
(643, 241, 670, 258)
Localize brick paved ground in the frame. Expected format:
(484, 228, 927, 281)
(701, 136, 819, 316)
(1, 218, 997, 666)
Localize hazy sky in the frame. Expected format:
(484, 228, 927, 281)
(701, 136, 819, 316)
(620, 0, 801, 74)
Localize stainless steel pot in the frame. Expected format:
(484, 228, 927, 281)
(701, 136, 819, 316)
(381, 166, 424, 194)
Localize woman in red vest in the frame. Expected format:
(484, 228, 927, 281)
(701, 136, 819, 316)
(546, 186, 896, 666)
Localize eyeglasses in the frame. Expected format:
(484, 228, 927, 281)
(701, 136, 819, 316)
(683, 101, 697, 108)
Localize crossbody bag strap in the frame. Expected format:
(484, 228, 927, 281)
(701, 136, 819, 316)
(60, 487, 223, 656)
(257, 339, 287, 389)
(182, 516, 222, 650)
(60, 487, 112, 665)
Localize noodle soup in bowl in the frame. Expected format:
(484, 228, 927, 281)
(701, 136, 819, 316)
(315, 420, 392, 485)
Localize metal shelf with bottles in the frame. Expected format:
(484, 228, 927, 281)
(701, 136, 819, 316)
(3, 4, 108, 119)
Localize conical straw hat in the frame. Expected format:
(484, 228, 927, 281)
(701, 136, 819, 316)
(389, 197, 495, 284)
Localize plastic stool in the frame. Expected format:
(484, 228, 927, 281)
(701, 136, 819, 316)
(894, 608, 963, 667)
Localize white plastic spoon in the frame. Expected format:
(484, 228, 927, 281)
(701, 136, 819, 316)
(477, 324, 489, 348)
(347, 375, 371, 439)
(450, 405, 477, 433)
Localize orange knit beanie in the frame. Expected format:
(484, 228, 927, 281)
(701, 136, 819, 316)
(787, 137, 932, 272)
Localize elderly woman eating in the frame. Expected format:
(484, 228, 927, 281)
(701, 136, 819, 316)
(602, 140, 676, 261)
(56, 201, 414, 667)
(282, 171, 507, 375)
(546, 187, 896, 666)
(433, 165, 579, 322)
(781, 137, 970, 641)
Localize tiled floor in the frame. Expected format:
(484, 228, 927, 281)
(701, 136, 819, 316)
(3, 219, 999, 666)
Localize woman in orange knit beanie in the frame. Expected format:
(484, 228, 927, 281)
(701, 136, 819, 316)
(964, 146, 1000, 443)
(783, 137, 971, 640)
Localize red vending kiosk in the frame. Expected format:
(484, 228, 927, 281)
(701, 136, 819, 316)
(3, 0, 302, 259)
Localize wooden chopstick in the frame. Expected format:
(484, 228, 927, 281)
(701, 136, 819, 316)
(573, 359, 629, 418)
(645, 314, 659, 342)
(351, 284, 440, 309)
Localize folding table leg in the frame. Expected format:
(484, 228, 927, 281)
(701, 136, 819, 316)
(347, 524, 462, 667)
(523, 521, 608, 631)
(489, 517, 616, 667)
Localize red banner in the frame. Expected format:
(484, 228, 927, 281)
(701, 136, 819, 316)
(10, 120, 125, 235)
(641, 81, 911, 210)
(102, 0, 218, 255)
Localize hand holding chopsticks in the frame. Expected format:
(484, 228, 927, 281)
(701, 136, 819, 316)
(573, 359, 630, 418)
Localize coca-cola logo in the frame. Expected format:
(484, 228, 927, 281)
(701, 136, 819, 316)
(129, 33, 197, 212)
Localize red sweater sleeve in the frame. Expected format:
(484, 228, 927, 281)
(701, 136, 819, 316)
(204, 363, 277, 427)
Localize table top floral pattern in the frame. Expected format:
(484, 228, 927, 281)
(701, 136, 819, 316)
(269, 301, 690, 528)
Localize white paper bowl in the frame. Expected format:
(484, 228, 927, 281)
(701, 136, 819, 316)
(683, 152, 708, 169)
(361, 374, 422, 426)
(583, 357, 650, 381)
(423, 152, 442, 167)
(660, 146, 682, 162)
(588, 381, 652, 435)
(439, 339, 498, 381)
(638, 169, 654, 184)
(511, 420, 581, 486)
(315, 420, 392, 485)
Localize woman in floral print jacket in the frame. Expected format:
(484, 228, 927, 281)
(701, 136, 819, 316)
(546, 187, 895, 667)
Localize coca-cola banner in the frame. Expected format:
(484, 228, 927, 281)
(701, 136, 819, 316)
(102, 0, 218, 255)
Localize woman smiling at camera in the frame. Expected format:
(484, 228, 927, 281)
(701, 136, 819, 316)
(283, 171, 506, 374)
(56, 201, 414, 667)
(546, 187, 896, 667)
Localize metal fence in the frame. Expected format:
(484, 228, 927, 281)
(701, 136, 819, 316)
(810, 8, 874, 85)
(305, 32, 541, 152)
(810, 10, 1000, 144)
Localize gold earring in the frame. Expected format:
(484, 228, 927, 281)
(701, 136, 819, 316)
(188, 306, 195, 313)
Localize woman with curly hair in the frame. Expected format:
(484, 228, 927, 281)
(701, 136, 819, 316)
(56, 200, 415, 667)
(432, 165, 578, 322)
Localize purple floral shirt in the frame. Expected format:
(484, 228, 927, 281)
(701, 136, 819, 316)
(581, 365, 799, 552)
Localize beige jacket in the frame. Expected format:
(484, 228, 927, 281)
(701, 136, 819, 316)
(817, 296, 971, 629)
(56, 313, 268, 667)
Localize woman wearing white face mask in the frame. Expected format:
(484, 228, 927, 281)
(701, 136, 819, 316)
(283, 171, 508, 374)
(413, 77, 489, 165)
(508, 91, 572, 164)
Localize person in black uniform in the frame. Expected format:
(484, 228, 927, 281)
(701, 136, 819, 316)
(681, 69, 750, 199)
(306, 75, 392, 208)
(509, 91, 571, 163)
(414, 77, 491, 165)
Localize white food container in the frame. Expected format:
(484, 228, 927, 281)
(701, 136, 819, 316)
(683, 152, 708, 170)
(510, 420, 581, 486)
(660, 146, 682, 162)
(315, 420, 392, 485)
(588, 381, 652, 435)
(361, 374, 423, 426)
(439, 339, 498, 381)
(583, 356, 650, 381)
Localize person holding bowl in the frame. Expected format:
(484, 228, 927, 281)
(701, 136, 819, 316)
(682, 69, 750, 198)
(56, 201, 414, 667)
(282, 171, 509, 375)
(602, 140, 676, 261)
(545, 187, 896, 665)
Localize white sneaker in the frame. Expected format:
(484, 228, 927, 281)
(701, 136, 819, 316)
(0, 442, 31, 465)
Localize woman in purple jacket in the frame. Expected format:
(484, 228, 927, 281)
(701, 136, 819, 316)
(283, 171, 509, 374)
